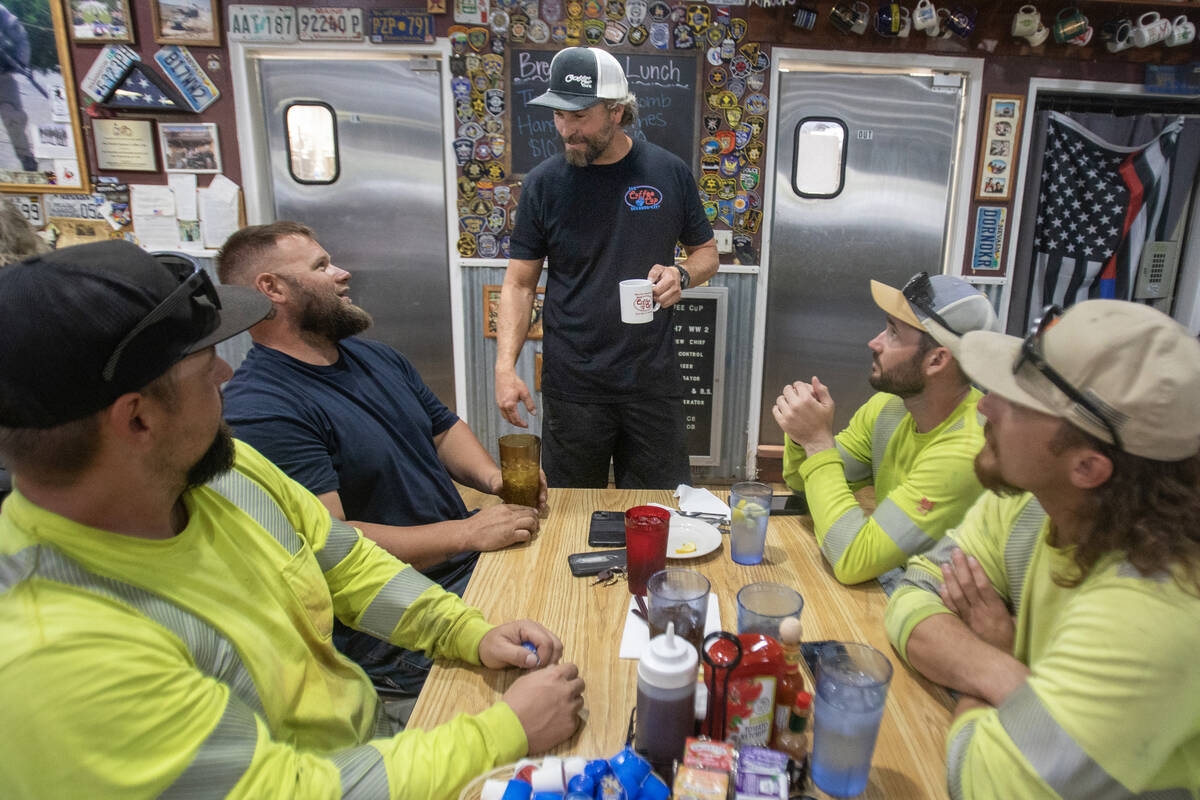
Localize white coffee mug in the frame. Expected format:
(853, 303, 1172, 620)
(619, 278, 660, 324)
(1133, 11, 1169, 47)
(1011, 4, 1040, 38)
(1166, 16, 1195, 46)
(913, 0, 937, 30)
(1025, 21, 1050, 46)
(897, 6, 912, 37)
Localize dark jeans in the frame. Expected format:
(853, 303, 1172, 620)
(542, 395, 692, 489)
(334, 554, 474, 696)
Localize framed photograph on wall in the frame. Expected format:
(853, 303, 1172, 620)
(0, 0, 90, 191)
(976, 94, 1024, 202)
(93, 118, 158, 171)
(483, 284, 544, 340)
(150, 0, 220, 46)
(66, 0, 135, 43)
(159, 122, 221, 173)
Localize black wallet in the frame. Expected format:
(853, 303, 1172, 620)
(587, 510, 626, 547)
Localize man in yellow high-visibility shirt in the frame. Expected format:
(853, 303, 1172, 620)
(886, 299, 1200, 799)
(0, 241, 585, 799)
(775, 272, 999, 584)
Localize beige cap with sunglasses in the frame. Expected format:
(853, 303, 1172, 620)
(871, 272, 1001, 355)
(959, 299, 1200, 461)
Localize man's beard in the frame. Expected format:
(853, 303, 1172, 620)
(563, 118, 618, 167)
(285, 275, 373, 342)
(973, 425, 1022, 497)
(187, 421, 237, 488)
(867, 352, 925, 398)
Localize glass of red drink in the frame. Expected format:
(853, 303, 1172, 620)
(625, 505, 671, 595)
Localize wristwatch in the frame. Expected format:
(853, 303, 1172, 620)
(674, 263, 691, 290)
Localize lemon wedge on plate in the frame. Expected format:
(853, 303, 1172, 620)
(674, 541, 697, 554)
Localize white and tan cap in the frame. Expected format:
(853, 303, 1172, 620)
(959, 299, 1200, 461)
(870, 273, 1001, 356)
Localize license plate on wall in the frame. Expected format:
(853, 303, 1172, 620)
(227, 5, 299, 42)
(299, 7, 364, 41)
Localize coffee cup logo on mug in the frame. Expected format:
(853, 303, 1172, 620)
(1052, 7, 1088, 43)
(1011, 4, 1040, 38)
(619, 278, 661, 324)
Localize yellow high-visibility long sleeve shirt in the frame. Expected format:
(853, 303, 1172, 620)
(0, 441, 526, 799)
(783, 390, 986, 583)
(886, 491, 1200, 799)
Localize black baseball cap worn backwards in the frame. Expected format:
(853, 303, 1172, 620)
(528, 47, 630, 111)
(0, 239, 270, 429)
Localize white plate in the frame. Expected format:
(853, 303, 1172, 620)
(667, 516, 722, 559)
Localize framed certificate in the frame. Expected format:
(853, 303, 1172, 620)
(93, 118, 158, 172)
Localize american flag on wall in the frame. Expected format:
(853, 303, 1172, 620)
(1031, 111, 1183, 309)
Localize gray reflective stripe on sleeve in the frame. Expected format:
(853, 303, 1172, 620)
(1004, 497, 1047, 617)
(997, 682, 1192, 800)
(356, 566, 438, 639)
(208, 470, 302, 557)
(836, 441, 872, 483)
(943, 417, 966, 433)
(160, 693, 259, 799)
(873, 497, 936, 556)
(330, 743, 390, 798)
(870, 396, 909, 477)
(946, 717, 977, 800)
(895, 534, 960, 595)
(316, 518, 360, 573)
(820, 506, 869, 566)
(0, 544, 266, 718)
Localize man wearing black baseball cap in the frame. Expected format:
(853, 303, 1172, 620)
(496, 47, 718, 489)
(0, 240, 584, 797)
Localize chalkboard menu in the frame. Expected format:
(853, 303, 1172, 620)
(673, 287, 727, 465)
(508, 49, 699, 176)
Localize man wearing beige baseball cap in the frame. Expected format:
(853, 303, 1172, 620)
(775, 272, 999, 584)
(886, 299, 1200, 799)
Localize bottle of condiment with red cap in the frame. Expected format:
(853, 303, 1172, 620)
(776, 691, 813, 763)
(702, 633, 784, 748)
(773, 616, 806, 747)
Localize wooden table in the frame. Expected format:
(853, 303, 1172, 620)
(409, 488, 954, 799)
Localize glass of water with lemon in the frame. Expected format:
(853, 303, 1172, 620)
(730, 481, 772, 564)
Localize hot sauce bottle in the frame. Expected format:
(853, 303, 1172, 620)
(773, 615, 806, 747)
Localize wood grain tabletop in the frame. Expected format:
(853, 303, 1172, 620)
(408, 488, 954, 799)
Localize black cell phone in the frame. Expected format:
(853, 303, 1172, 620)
(770, 493, 808, 515)
(588, 510, 626, 547)
(567, 549, 627, 577)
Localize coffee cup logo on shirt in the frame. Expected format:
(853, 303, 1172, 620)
(625, 185, 664, 211)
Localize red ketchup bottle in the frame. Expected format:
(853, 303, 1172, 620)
(703, 633, 784, 748)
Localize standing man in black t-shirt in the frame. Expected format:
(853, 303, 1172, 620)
(496, 47, 718, 489)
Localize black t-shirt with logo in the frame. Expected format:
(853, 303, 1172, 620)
(510, 140, 713, 402)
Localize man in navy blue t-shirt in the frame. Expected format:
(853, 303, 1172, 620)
(219, 221, 546, 700)
(495, 47, 719, 489)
